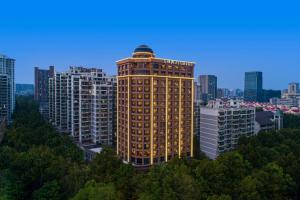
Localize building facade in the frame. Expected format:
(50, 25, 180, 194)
(275, 83, 300, 107)
(200, 99, 255, 159)
(288, 82, 299, 95)
(0, 54, 15, 124)
(262, 89, 281, 102)
(117, 45, 195, 167)
(194, 81, 202, 143)
(48, 67, 116, 146)
(270, 97, 299, 108)
(254, 110, 283, 134)
(34, 66, 55, 118)
(244, 71, 263, 102)
(199, 75, 217, 104)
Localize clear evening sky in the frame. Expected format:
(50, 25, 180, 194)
(1, 0, 300, 89)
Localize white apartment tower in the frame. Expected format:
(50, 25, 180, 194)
(49, 67, 116, 146)
(288, 82, 299, 95)
(0, 54, 15, 124)
(200, 99, 255, 159)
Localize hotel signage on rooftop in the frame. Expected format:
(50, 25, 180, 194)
(162, 59, 194, 66)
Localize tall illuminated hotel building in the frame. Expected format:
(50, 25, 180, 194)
(117, 45, 195, 167)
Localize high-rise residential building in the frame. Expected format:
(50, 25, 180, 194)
(53, 72, 69, 133)
(281, 82, 300, 98)
(199, 75, 217, 104)
(34, 66, 55, 118)
(117, 45, 195, 167)
(232, 89, 244, 98)
(194, 81, 201, 143)
(0, 54, 15, 124)
(48, 77, 55, 123)
(288, 82, 299, 94)
(194, 81, 201, 102)
(111, 76, 118, 145)
(271, 83, 300, 107)
(217, 88, 224, 99)
(244, 71, 263, 102)
(48, 67, 116, 146)
(200, 99, 255, 159)
(91, 75, 115, 145)
(282, 89, 288, 96)
(217, 88, 233, 99)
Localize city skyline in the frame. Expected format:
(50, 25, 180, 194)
(2, 1, 300, 199)
(1, 0, 300, 89)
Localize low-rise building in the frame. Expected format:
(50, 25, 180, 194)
(254, 110, 283, 134)
(270, 97, 299, 108)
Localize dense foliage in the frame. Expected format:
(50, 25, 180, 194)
(0, 97, 88, 200)
(284, 114, 300, 129)
(1, 97, 300, 200)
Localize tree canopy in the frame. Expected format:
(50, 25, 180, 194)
(1, 96, 300, 200)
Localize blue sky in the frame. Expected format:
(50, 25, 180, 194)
(1, 0, 300, 89)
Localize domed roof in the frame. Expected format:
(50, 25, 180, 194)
(133, 45, 154, 54)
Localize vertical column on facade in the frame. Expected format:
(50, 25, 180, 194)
(150, 76, 154, 165)
(116, 77, 119, 155)
(191, 79, 194, 157)
(127, 77, 130, 162)
(179, 78, 182, 158)
(165, 77, 168, 162)
(79, 79, 82, 143)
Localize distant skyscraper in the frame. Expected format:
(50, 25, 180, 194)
(217, 88, 223, 99)
(288, 82, 299, 94)
(117, 45, 195, 167)
(233, 89, 244, 98)
(34, 66, 55, 118)
(199, 75, 217, 103)
(262, 89, 281, 102)
(282, 82, 300, 99)
(244, 71, 263, 102)
(217, 88, 231, 99)
(0, 54, 15, 124)
(194, 81, 201, 101)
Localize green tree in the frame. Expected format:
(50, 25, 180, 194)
(88, 147, 122, 183)
(32, 180, 61, 200)
(238, 163, 295, 200)
(71, 180, 119, 200)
